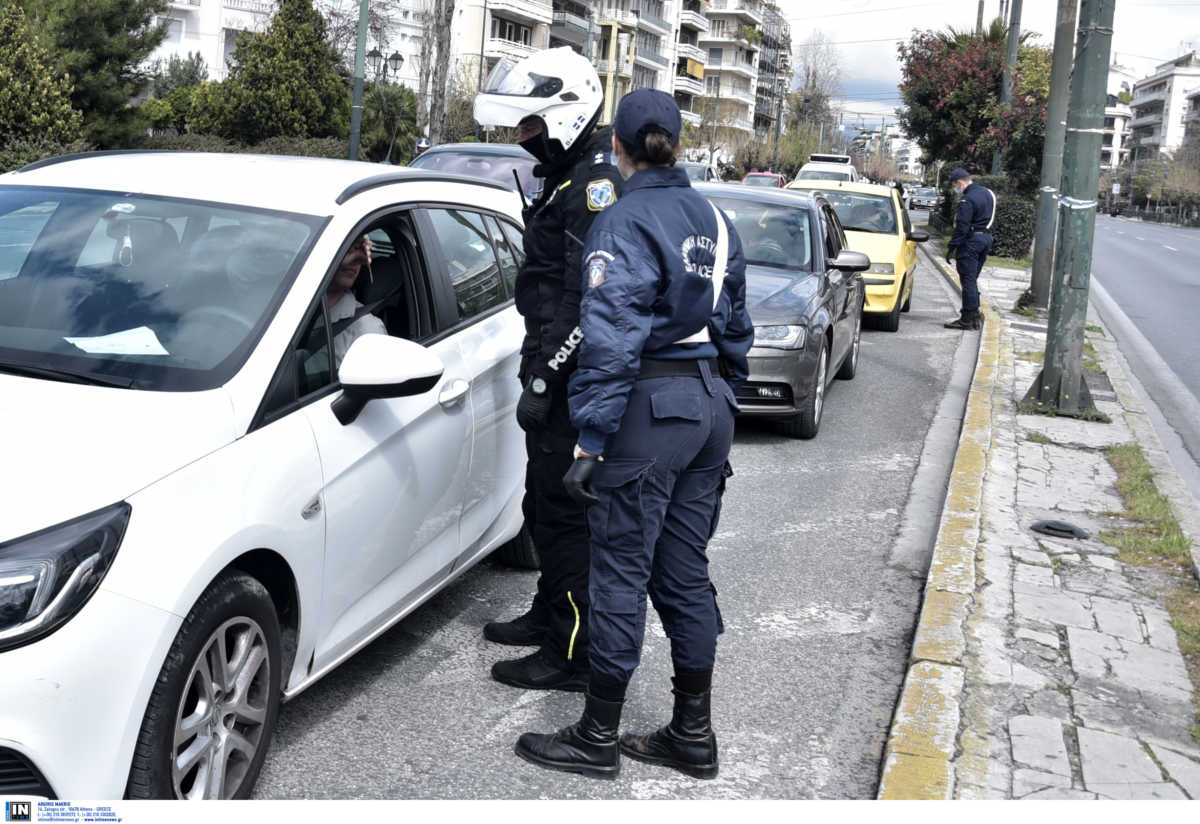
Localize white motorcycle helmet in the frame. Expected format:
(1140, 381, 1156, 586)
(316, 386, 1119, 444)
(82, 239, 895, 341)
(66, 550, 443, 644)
(474, 47, 604, 161)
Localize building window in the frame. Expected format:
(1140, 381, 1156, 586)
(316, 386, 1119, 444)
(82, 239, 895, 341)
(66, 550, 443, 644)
(708, 47, 722, 64)
(706, 75, 719, 95)
(492, 16, 532, 46)
(163, 17, 183, 44)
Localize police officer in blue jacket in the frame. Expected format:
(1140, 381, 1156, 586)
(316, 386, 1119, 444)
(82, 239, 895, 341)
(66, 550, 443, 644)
(513, 89, 754, 781)
(944, 168, 997, 330)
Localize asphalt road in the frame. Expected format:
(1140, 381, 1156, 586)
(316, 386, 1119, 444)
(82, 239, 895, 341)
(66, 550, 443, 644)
(1090, 216, 1200, 496)
(254, 256, 970, 799)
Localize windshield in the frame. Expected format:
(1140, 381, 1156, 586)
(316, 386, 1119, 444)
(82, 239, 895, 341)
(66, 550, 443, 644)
(742, 175, 779, 187)
(679, 163, 707, 182)
(916, 188, 937, 197)
(0, 186, 322, 391)
(820, 191, 897, 235)
(410, 149, 538, 201)
(798, 169, 852, 181)
(709, 197, 812, 271)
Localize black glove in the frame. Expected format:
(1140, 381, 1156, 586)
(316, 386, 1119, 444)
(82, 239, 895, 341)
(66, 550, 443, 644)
(945, 247, 956, 264)
(516, 376, 552, 432)
(562, 456, 601, 506)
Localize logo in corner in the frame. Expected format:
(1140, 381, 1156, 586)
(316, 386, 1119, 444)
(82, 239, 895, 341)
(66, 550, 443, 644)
(586, 179, 616, 212)
(587, 255, 607, 288)
(5, 802, 32, 822)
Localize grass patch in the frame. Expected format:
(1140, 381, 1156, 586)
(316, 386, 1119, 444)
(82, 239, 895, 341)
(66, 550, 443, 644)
(1018, 350, 1045, 364)
(1026, 431, 1053, 444)
(1018, 397, 1112, 422)
(1083, 341, 1104, 375)
(987, 254, 1032, 271)
(1014, 305, 1039, 319)
(1167, 588, 1200, 744)
(1086, 324, 1104, 335)
(1099, 444, 1191, 564)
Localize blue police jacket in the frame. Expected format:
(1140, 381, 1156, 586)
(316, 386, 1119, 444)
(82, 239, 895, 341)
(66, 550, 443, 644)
(568, 165, 755, 455)
(949, 182, 997, 250)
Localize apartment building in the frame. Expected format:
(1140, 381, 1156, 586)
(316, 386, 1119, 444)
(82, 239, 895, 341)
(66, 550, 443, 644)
(753, 2, 788, 137)
(1186, 88, 1200, 149)
(1128, 51, 1200, 163)
(673, 0, 708, 126)
(1101, 62, 1136, 169)
(698, 0, 762, 135)
(452, 0, 554, 87)
(148, 0, 275, 80)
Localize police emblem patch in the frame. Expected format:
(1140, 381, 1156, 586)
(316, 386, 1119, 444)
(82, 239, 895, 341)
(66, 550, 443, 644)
(586, 179, 616, 212)
(587, 255, 607, 288)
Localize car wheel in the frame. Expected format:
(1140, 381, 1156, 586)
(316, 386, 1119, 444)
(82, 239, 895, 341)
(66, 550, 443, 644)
(126, 571, 281, 800)
(494, 522, 540, 570)
(778, 338, 827, 439)
(901, 272, 913, 312)
(879, 276, 904, 332)
(836, 304, 862, 380)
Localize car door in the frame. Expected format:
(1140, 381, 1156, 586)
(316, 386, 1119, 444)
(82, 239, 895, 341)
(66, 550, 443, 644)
(820, 203, 851, 366)
(297, 214, 473, 673)
(416, 207, 524, 568)
(899, 196, 919, 286)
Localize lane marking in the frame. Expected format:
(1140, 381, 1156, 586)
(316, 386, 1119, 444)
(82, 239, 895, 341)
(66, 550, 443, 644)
(1137, 236, 1145, 240)
(1165, 245, 1178, 252)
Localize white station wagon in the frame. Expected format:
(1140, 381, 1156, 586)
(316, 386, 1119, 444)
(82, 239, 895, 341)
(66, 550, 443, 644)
(0, 152, 531, 799)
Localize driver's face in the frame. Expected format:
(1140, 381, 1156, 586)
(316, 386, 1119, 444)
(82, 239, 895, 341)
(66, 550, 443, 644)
(518, 117, 545, 142)
(332, 236, 370, 292)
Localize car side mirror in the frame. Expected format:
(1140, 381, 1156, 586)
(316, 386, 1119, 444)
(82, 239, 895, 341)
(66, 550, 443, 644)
(907, 230, 930, 243)
(831, 250, 870, 272)
(332, 335, 445, 425)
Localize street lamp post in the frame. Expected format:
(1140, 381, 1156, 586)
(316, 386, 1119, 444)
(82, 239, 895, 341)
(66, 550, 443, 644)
(348, 0, 370, 161)
(366, 47, 407, 164)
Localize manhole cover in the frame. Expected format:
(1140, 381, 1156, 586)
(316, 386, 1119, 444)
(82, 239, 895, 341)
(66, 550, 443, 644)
(1031, 520, 1089, 540)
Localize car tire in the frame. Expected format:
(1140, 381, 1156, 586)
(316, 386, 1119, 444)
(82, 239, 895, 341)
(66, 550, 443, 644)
(494, 522, 540, 570)
(836, 303, 861, 381)
(901, 272, 913, 312)
(879, 276, 904, 332)
(126, 571, 282, 800)
(779, 338, 828, 440)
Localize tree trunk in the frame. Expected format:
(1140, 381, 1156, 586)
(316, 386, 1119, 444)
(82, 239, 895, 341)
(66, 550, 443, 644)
(427, 0, 455, 145)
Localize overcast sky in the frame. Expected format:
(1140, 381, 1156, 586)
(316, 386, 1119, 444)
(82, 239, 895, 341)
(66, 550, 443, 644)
(783, 0, 1200, 131)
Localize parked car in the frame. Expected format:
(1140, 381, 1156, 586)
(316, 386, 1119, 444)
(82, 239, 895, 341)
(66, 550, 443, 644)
(408, 141, 538, 202)
(787, 179, 929, 332)
(742, 172, 786, 188)
(0, 152, 531, 799)
(695, 183, 868, 438)
(911, 187, 940, 210)
(678, 161, 723, 182)
(795, 153, 859, 183)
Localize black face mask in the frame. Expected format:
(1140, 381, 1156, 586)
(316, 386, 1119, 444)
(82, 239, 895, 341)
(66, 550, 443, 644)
(520, 130, 564, 165)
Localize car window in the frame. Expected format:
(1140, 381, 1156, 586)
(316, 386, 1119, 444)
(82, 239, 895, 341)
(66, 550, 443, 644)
(798, 169, 851, 181)
(821, 205, 843, 260)
(708, 197, 812, 271)
(820, 191, 898, 235)
(485, 215, 519, 297)
(410, 150, 538, 201)
(499, 219, 525, 268)
(742, 175, 778, 187)
(0, 185, 322, 391)
(424, 208, 508, 323)
(296, 303, 332, 397)
(0, 200, 56, 280)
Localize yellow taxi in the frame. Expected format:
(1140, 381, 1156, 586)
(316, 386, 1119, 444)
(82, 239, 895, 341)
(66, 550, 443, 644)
(785, 179, 928, 331)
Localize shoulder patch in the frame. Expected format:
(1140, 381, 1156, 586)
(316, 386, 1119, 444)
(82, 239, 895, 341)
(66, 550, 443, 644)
(586, 254, 607, 288)
(593, 151, 614, 166)
(586, 179, 617, 212)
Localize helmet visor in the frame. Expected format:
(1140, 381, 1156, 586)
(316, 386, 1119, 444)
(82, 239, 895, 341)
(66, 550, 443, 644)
(483, 58, 563, 98)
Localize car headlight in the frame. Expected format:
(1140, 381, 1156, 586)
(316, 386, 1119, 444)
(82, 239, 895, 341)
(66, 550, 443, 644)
(0, 502, 130, 652)
(754, 325, 806, 349)
(867, 263, 895, 274)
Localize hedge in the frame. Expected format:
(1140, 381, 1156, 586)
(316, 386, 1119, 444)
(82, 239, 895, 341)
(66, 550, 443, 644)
(140, 133, 348, 158)
(934, 165, 1035, 260)
(0, 136, 92, 174)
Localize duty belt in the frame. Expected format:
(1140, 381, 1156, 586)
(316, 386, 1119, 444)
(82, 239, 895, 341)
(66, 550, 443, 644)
(637, 358, 721, 380)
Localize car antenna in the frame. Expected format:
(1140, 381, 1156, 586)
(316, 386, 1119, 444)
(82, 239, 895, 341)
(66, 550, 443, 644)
(513, 169, 529, 210)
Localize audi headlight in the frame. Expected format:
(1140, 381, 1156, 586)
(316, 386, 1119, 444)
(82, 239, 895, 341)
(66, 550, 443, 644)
(0, 502, 130, 652)
(755, 325, 806, 349)
(867, 263, 895, 274)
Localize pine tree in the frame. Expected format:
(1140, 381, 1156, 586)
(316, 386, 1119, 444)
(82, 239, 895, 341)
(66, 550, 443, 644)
(192, 0, 349, 145)
(22, 0, 168, 148)
(0, 4, 82, 145)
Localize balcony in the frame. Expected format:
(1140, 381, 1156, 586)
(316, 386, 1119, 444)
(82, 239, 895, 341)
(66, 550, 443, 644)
(1131, 110, 1165, 128)
(681, 109, 702, 127)
(1131, 88, 1167, 107)
(713, 61, 756, 80)
(489, 0, 553, 25)
(223, 0, 273, 12)
(552, 10, 589, 32)
(716, 86, 754, 106)
(635, 49, 668, 68)
(726, 116, 754, 133)
(597, 58, 632, 78)
(632, 7, 672, 35)
(699, 28, 759, 51)
(674, 74, 704, 96)
(677, 42, 704, 63)
(169, 0, 201, 8)
(679, 8, 709, 32)
(709, 0, 763, 26)
(599, 8, 638, 29)
(485, 37, 538, 63)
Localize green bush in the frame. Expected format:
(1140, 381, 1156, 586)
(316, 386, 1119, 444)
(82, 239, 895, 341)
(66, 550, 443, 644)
(253, 136, 347, 158)
(0, 137, 92, 174)
(139, 133, 240, 152)
(990, 194, 1036, 259)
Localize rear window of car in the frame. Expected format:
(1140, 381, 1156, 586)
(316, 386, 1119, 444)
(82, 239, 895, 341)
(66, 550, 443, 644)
(742, 175, 780, 187)
(798, 169, 852, 181)
(410, 149, 537, 200)
(709, 197, 813, 271)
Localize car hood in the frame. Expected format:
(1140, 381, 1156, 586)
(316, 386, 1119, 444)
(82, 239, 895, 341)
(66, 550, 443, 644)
(744, 265, 820, 325)
(843, 230, 902, 264)
(0, 374, 238, 542)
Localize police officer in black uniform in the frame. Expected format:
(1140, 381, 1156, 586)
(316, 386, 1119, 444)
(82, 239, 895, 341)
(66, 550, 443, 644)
(512, 89, 754, 780)
(944, 167, 997, 330)
(474, 48, 623, 691)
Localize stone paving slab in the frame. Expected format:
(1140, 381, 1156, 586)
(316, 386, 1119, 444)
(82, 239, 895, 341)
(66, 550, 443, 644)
(877, 249, 1200, 800)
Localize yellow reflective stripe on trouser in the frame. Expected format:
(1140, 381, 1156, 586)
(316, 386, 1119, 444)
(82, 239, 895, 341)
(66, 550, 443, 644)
(567, 590, 581, 661)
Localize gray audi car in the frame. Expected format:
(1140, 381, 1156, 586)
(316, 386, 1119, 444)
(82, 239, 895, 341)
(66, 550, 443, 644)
(695, 184, 868, 439)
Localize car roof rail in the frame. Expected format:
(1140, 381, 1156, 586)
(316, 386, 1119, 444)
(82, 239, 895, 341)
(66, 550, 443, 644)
(17, 149, 168, 173)
(335, 171, 511, 204)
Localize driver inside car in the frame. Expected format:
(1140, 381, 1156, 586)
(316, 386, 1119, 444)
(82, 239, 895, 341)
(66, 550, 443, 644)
(327, 234, 386, 368)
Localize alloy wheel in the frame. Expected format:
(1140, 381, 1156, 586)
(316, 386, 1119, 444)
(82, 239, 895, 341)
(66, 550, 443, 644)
(172, 617, 271, 799)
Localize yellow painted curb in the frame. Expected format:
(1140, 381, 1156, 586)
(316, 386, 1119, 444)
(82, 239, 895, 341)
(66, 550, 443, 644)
(878, 246, 1006, 799)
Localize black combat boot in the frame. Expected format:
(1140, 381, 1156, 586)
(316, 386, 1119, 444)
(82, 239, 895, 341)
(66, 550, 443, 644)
(944, 310, 973, 329)
(514, 692, 623, 779)
(491, 648, 589, 692)
(619, 681, 719, 779)
(483, 606, 547, 646)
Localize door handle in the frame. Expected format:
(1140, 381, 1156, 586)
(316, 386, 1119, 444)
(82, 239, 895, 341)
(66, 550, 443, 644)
(438, 378, 470, 408)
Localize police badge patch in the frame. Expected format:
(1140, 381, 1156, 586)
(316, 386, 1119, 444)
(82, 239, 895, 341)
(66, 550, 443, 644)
(586, 179, 616, 212)
(587, 255, 607, 288)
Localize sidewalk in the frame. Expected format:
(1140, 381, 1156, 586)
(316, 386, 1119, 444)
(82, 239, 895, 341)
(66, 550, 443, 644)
(877, 246, 1200, 799)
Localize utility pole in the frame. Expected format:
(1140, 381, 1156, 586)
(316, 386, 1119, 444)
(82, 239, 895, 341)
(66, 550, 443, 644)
(992, 0, 1023, 174)
(347, 0, 370, 161)
(1029, 0, 1078, 308)
(709, 73, 722, 164)
(1031, 0, 1116, 415)
(771, 74, 785, 172)
(977, 0, 985, 33)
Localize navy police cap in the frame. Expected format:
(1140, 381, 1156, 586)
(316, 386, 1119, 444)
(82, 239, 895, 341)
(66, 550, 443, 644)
(615, 88, 682, 149)
(949, 168, 971, 182)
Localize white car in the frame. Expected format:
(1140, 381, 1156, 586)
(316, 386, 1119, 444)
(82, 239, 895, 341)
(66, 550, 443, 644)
(0, 152, 530, 799)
